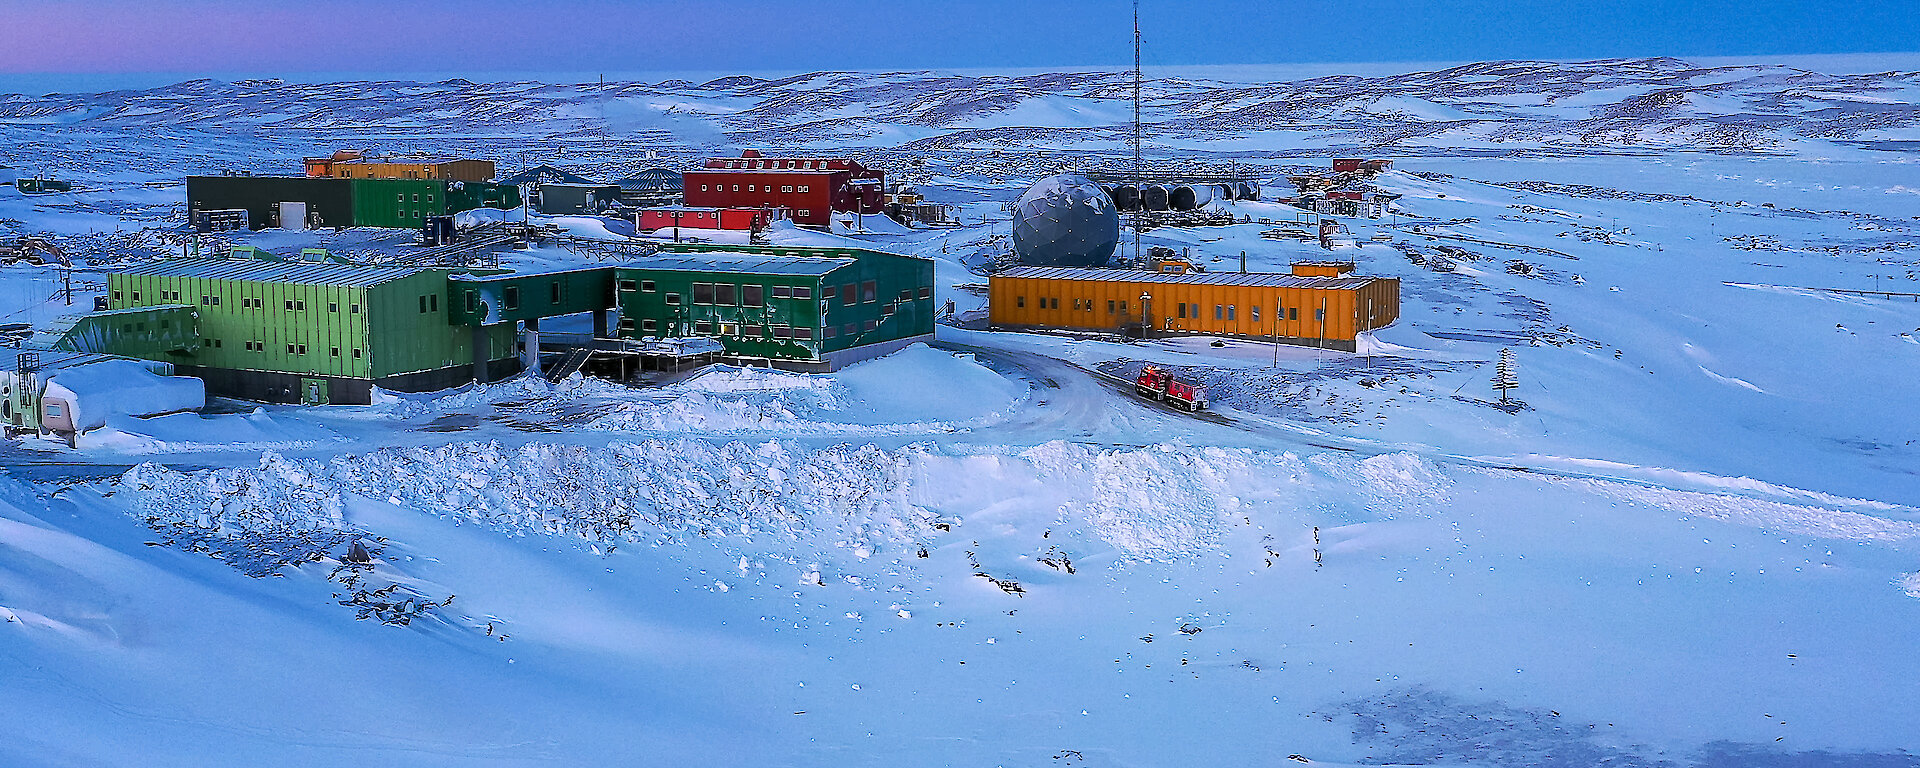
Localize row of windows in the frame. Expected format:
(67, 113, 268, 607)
(618, 317, 824, 339)
(699, 183, 811, 194)
(115, 289, 360, 314)
(393, 192, 436, 203)
(724, 159, 828, 170)
(223, 339, 362, 358)
(616, 279, 819, 304)
(1014, 295, 1321, 323)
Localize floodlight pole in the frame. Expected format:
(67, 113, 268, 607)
(1132, 0, 1143, 264)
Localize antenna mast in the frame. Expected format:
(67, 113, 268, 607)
(1132, 0, 1142, 264)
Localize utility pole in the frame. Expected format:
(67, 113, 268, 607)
(1132, 0, 1143, 264)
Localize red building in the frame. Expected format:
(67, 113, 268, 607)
(637, 206, 785, 232)
(682, 150, 884, 227)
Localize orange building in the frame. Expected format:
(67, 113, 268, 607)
(988, 266, 1399, 351)
(303, 151, 495, 182)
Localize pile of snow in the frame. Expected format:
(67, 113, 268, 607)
(829, 212, 913, 236)
(42, 360, 202, 433)
(451, 207, 518, 228)
(584, 346, 1029, 435)
(546, 215, 636, 240)
(74, 409, 342, 454)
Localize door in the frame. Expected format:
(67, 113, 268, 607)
(280, 201, 309, 230)
(300, 377, 330, 405)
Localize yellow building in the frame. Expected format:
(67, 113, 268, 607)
(987, 266, 1399, 351)
(304, 153, 495, 182)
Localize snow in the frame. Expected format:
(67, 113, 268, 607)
(41, 359, 203, 432)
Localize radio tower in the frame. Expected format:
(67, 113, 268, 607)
(1132, 0, 1143, 264)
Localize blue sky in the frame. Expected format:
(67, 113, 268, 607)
(1, 0, 1915, 77)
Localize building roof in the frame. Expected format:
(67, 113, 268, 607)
(994, 266, 1384, 290)
(620, 253, 854, 277)
(500, 165, 597, 186)
(114, 258, 427, 287)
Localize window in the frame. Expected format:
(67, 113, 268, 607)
(640, 319, 657, 332)
(743, 285, 764, 306)
(918, 287, 931, 300)
(701, 184, 709, 192)
(1178, 303, 1187, 319)
(1252, 306, 1260, 322)
(772, 325, 791, 338)
(1228, 305, 1236, 321)
(1072, 298, 1081, 311)
(822, 285, 836, 302)
(329, 302, 338, 313)
(1107, 300, 1116, 314)
(823, 325, 837, 339)
(715, 284, 737, 305)
(731, 184, 740, 192)
(864, 319, 878, 331)
(1289, 307, 1298, 321)
(641, 280, 656, 292)
(665, 293, 682, 305)
(353, 348, 362, 359)
(798, 185, 810, 193)
(693, 283, 714, 305)
(1190, 303, 1200, 319)
(430, 294, 437, 312)
(350, 303, 360, 314)
(841, 283, 857, 307)
(748, 185, 755, 192)
(720, 323, 738, 335)
(396, 193, 405, 202)
(503, 286, 519, 310)
(772, 286, 792, 299)
(550, 281, 562, 304)
(330, 347, 340, 357)
(418, 296, 428, 313)
(618, 279, 638, 292)
(695, 321, 713, 334)
(742, 325, 763, 337)
(844, 322, 859, 336)
(131, 291, 141, 302)
(793, 286, 812, 300)
(781, 186, 793, 193)
(1016, 296, 1025, 308)
(898, 289, 913, 302)
(862, 281, 876, 303)
(286, 343, 296, 354)
(1120, 300, 1128, 313)
(1050, 297, 1061, 310)
(1315, 308, 1326, 322)
(1214, 305, 1223, 320)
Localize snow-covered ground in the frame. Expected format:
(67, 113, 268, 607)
(4, 60, 1920, 767)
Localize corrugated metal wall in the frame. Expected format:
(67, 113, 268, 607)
(988, 274, 1400, 344)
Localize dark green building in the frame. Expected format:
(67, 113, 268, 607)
(187, 176, 520, 232)
(99, 258, 519, 404)
(613, 243, 935, 371)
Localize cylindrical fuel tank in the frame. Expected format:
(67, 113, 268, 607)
(1216, 183, 1237, 201)
(1109, 184, 1140, 212)
(1141, 184, 1169, 211)
(1234, 181, 1260, 201)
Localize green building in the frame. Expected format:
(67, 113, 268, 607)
(68, 243, 933, 404)
(99, 258, 520, 404)
(613, 243, 935, 371)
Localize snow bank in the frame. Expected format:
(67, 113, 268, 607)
(41, 360, 203, 433)
(584, 346, 1029, 435)
(74, 409, 342, 454)
(830, 212, 913, 235)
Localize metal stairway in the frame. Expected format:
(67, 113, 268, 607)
(546, 346, 594, 382)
